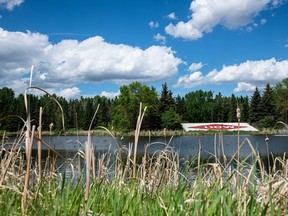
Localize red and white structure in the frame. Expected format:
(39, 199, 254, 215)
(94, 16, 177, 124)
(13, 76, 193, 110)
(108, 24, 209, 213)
(181, 123, 258, 132)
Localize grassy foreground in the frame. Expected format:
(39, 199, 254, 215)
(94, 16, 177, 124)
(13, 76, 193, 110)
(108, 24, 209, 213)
(1, 131, 288, 215)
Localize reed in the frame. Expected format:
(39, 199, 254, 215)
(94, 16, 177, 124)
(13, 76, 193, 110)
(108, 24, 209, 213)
(37, 107, 43, 181)
(132, 102, 147, 178)
(85, 104, 100, 201)
(1, 130, 287, 215)
(20, 67, 65, 213)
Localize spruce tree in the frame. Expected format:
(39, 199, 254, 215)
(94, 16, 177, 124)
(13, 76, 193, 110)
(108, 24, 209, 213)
(249, 87, 262, 123)
(228, 94, 238, 122)
(260, 83, 275, 117)
(213, 93, 225, 122)
(159, 82, 174, 113)
(238, 96, 250, 122)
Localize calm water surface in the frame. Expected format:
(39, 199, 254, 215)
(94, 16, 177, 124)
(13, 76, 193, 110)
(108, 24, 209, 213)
(28, 134, 288, 158)
(5, 134, 287, 177)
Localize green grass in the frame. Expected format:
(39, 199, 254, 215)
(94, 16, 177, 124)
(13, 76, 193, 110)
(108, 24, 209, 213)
(1, 148, 287, 215)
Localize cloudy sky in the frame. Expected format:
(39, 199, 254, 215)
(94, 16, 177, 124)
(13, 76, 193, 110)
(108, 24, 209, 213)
(0, 0, 287, 99)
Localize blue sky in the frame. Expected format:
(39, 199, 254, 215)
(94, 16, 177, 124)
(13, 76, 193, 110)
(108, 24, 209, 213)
(0, 0, 288, 99)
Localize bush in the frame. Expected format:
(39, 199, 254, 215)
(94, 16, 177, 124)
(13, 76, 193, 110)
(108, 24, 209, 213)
(260, 115, 275, 128)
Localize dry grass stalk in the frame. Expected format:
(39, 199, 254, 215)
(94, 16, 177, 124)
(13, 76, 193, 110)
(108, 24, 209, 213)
(0, 130, 25, 186)
(236, 106, 241, 183)
(1, 130, 6, 147)
(96, 149, 112, 181)
(20, 76, 66, 212)
(85, 104, 100, 201)
(37, 107, 43, 181)
(132, 102, 147, 178)
(134, 142, 180, 191)
(120, 143, 133, 182)
(256, 156, 288, 214)
(0, 116, 26, 186)
(21, 125, 35, 214)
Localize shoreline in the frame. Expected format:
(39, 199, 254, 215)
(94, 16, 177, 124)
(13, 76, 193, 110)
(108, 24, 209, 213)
(2, 128, 287, 137)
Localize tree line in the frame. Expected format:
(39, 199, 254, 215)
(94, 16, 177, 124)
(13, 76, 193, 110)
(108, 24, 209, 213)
(1, 78, 288, 132)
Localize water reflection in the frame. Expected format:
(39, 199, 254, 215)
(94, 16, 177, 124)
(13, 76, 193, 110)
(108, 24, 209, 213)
(23, 134, 287, 177)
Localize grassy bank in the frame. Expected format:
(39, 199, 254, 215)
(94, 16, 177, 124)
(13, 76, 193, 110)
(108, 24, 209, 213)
(1, 169, 287, 215)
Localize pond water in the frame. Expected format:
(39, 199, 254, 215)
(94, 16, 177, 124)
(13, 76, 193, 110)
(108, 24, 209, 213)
(25, 134, 288, 158)
(4, 134, 288, 178)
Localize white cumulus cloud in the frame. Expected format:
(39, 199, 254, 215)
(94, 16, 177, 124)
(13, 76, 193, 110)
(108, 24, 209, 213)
(167, 12, 177, 20)
(165, 0, 282, 40)
(234, 82, 256, 93)
(260, 18, 268, 25)
(189, 62, 203, 72)
(174, 58, 288, 93)
(58, 87, 81, 99)
(0, 28, 182, 95)
(149, 21, 159, 29)
(100, 90, 120, 99)
(0, 0, 24, 10)
(153, 33, 166, 44)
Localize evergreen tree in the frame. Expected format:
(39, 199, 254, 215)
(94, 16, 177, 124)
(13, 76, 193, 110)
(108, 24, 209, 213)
(77, 97, 86, 130)
(97, 96, 112, 127)
(249, 87, 262, 123)
(67, 99, 78, 129)
(14, 94, 26, 119)
(175, 95, 187, 122)
(228, 94, 238, 122)
(213, 93, 225, 122)
(83, 98, 94, 130)
(0, 87, 17, 130)
(159, 82, 174, 113)
(238, 96, 250, 122)
(260, 83, 276, 117)
(0, 87, 15, 117)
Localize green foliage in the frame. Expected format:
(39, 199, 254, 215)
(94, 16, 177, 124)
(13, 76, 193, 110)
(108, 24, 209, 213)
(274, 78, 288, 122)
(3, 77, 288, 131)
(112, 82, 160, 131)
(185, 90, 214, 123)
(260, 115, 276, 128)
(161, 107, 182, 130)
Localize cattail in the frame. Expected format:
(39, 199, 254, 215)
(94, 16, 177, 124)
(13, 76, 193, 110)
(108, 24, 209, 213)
(236, 107, 241, 120)
(236, 106, 241, 184)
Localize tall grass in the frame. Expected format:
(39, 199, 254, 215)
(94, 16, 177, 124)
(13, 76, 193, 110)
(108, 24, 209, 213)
(85, 103, 100, 200)
(20, 76, 66, 213)
(1, 131, 287, 215)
